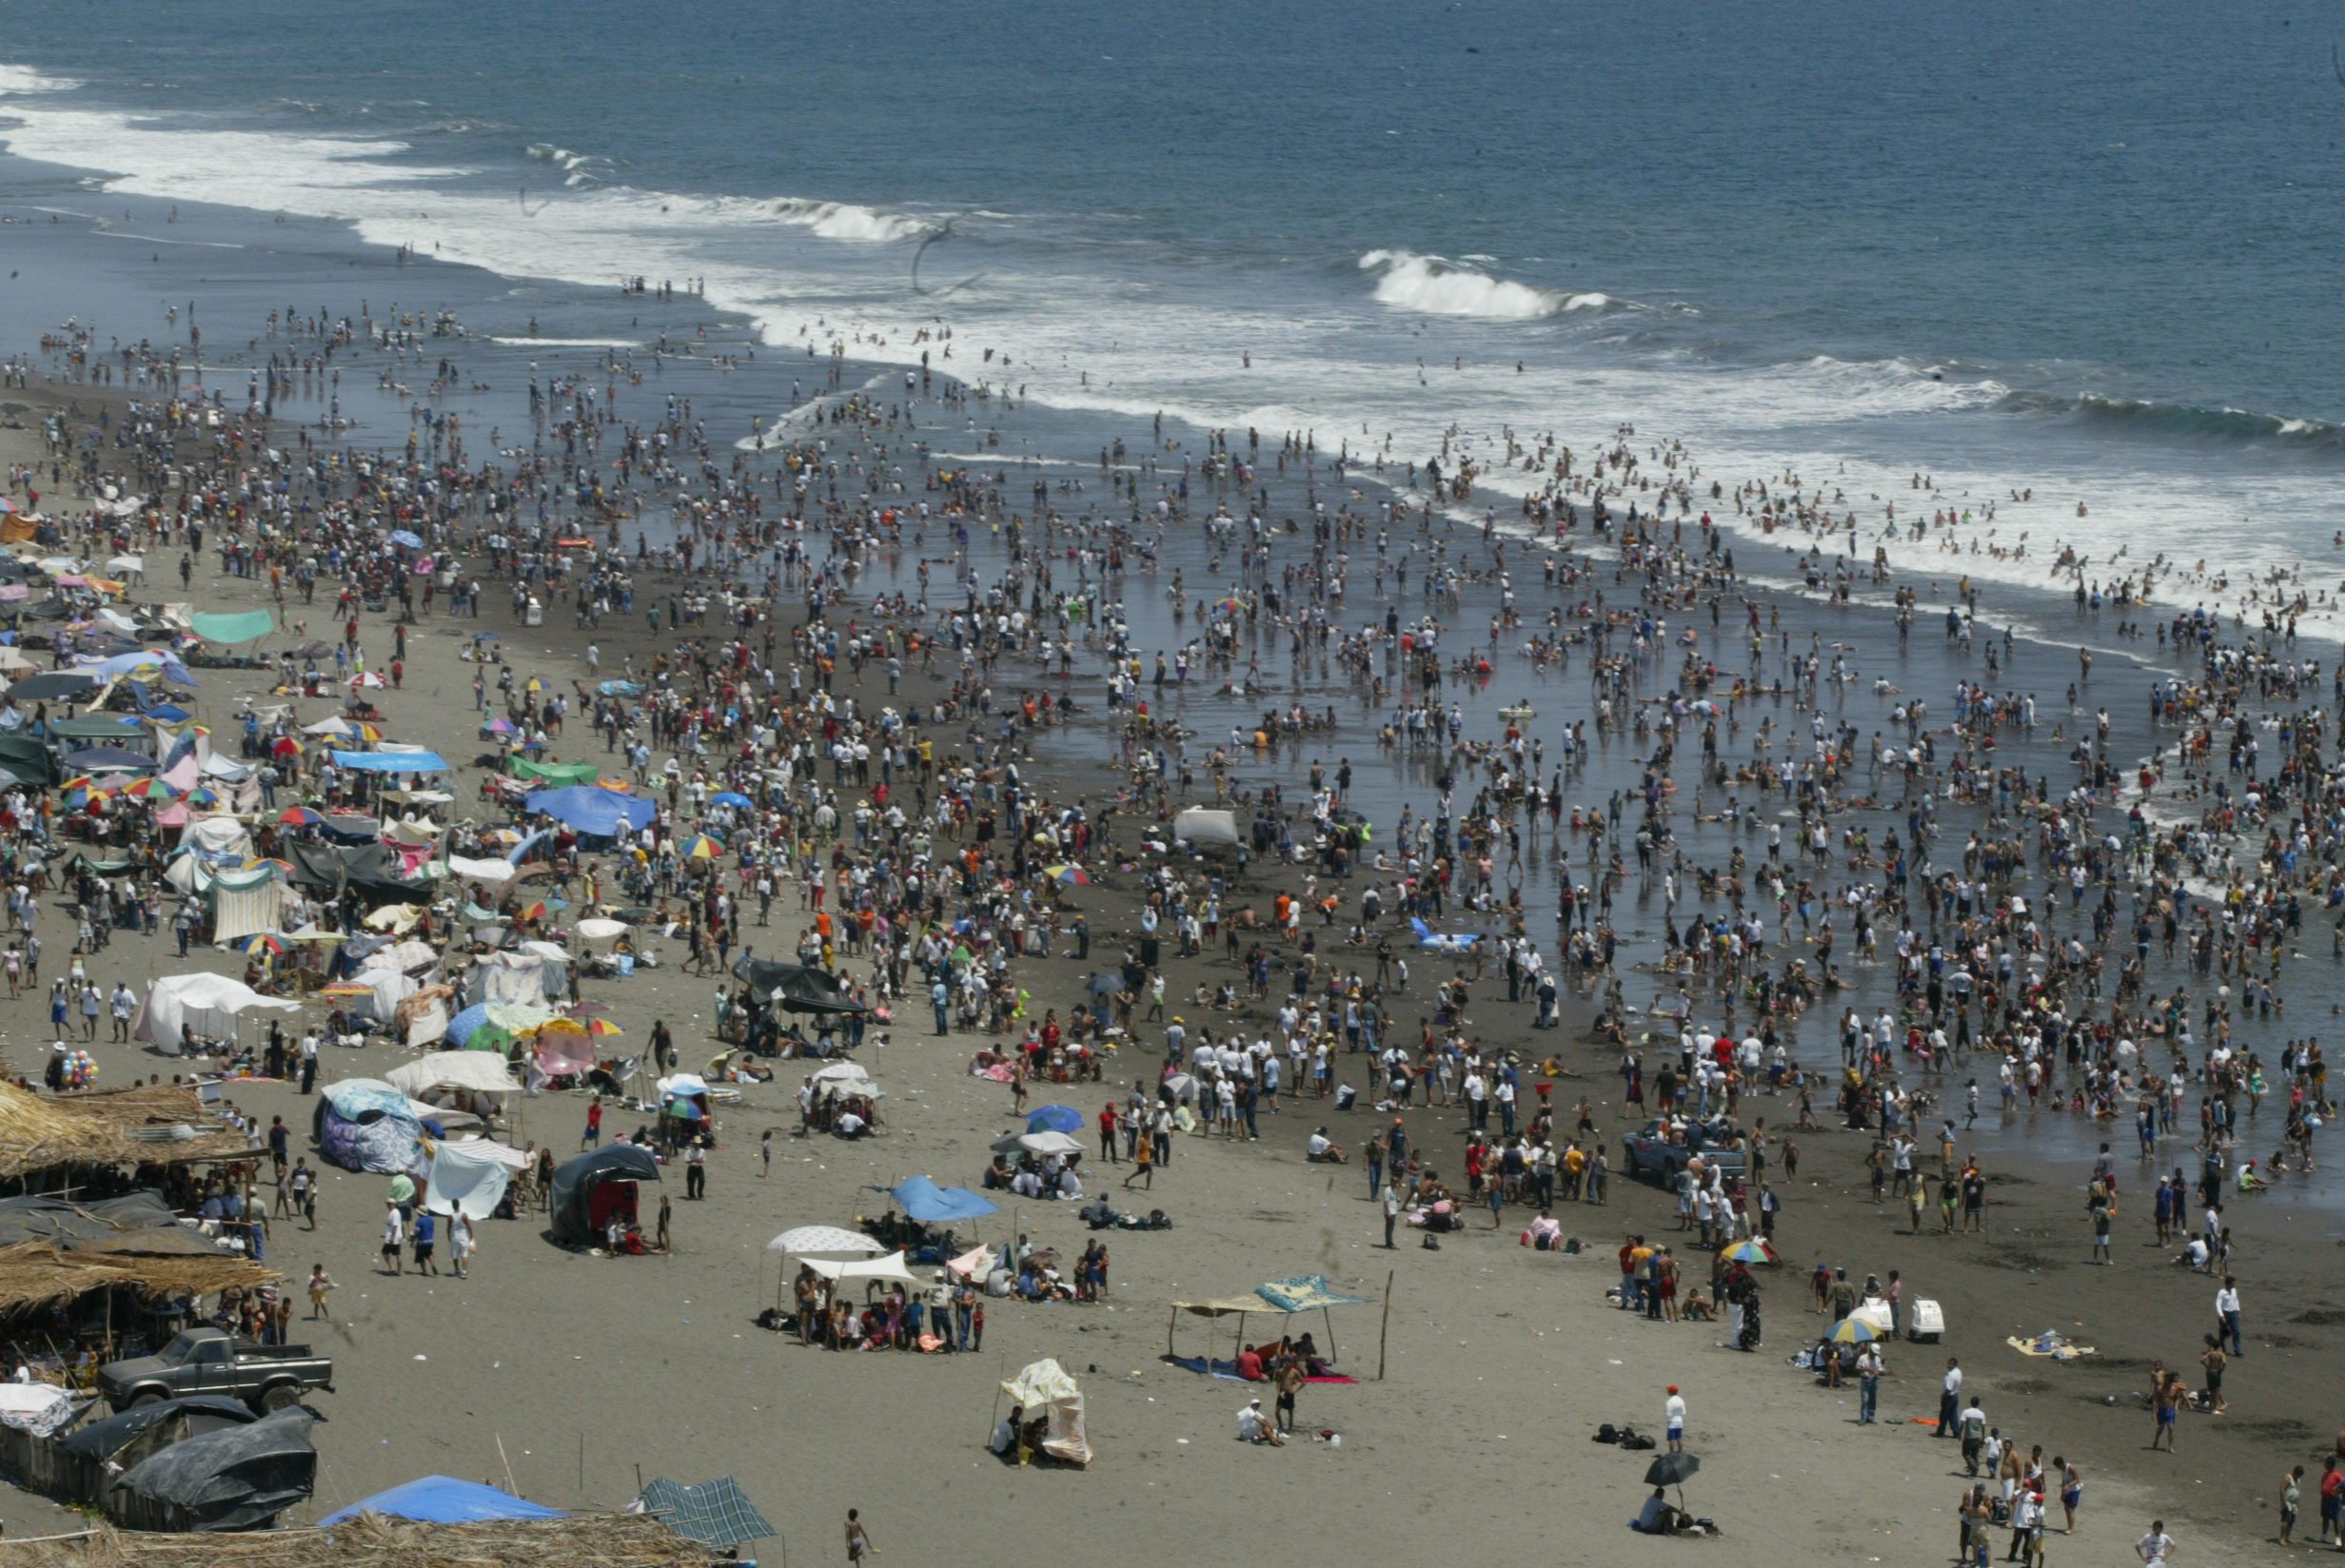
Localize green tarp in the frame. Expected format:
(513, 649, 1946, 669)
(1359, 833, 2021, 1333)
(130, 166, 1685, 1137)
(189, 610, 277, 644)
(507, 757, 601, 785)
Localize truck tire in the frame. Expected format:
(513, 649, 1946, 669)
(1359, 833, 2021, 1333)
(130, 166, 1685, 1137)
(128, 1390, 165, 1409)
(258, 1383, 300, 1413)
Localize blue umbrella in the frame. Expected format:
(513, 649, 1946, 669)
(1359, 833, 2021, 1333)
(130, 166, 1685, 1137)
(387, 530, 425, 550)
(1026, 1105, 1084, 1135)
(710, 791, 753, 809)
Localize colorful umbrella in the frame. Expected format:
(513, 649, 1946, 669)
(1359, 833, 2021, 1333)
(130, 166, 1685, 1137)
(236, 933, 286, 955)
(1044, 863, 1091, 886)
(117, 776, 181, 800)
(680, 833, 722, 859)
(277, 806, 325, 826)
(1826, 1317, 1882, 1344)
(585, 1017, 624, 1036)
(1721, 1239, 1779, 1264)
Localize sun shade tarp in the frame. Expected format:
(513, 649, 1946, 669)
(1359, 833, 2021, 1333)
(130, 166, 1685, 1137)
(525, 785, 655, 835)
(108, 1404, 318, 1531)
(875, 1175, 998, 1223)
(332, 749, 449, 774)
(507, 757, 601, 784)
(189, 611, 277, 644)
(322, 1474, 562, 1526)
(633, 1476, 776, 1550)
(1254, 1274, 1370, 1312)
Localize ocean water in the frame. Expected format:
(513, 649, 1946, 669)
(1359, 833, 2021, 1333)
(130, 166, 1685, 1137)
(3, 2, 2344, 612)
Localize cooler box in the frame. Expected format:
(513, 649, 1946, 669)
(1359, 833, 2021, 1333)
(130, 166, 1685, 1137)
(1907, 1299, 1944, 1342)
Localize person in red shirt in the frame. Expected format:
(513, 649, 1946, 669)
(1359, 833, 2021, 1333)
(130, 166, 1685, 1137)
(1097, 1103, 1119, 1165)
(581, 1098, 603, 1149)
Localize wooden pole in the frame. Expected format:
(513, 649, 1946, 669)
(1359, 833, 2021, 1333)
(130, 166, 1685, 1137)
(1377, 1269, 1395, 1381)
(494, 1432, 519, 1498)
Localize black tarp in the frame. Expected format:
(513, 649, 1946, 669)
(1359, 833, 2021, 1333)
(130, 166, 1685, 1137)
(549, 1144, 660, 1243)
(731, 955, 869, 1015)
(60, 1396, 256, 1462)
(285, 840, 433, 904)
(9, 672, 101, 703)
(0, 1191, 181, 1248)
(108, 1404, 318, 1531)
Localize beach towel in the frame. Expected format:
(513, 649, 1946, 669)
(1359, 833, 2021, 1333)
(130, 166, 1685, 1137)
(1165, 1355, 1355, 1384)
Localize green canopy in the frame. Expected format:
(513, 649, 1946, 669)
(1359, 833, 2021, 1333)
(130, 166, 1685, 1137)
(189, 610, 278, 644)
(508, 757, 602, 785)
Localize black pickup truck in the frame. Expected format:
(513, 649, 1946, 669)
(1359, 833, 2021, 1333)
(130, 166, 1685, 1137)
(98, 1327, 334, 1413)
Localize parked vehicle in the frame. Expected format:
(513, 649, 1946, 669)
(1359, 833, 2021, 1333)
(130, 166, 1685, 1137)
(1620, 1118, 1746, 1182)
(98, 1328, 334, 1414)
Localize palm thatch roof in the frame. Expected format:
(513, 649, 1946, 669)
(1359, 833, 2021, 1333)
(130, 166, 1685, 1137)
(0, 1241, 277, 1317)
(0, 1083, 254, 1183)
(0, 1513, 715, 1568)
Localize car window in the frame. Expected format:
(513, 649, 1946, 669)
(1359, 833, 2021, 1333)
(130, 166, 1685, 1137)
(156, 1333, 199, 1366)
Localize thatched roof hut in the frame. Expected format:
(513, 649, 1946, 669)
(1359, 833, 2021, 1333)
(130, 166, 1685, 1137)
(0, 1512, 716, 1567)
(0, 1242, 276, 1318)
(0, 1084, 254, 1186)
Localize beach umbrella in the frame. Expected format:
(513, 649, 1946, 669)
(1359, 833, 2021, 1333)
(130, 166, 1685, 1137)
(1084, 971, 1122, 997)
(1826, 1316, 1881, 1344)
(1720, 1239, 1778, 1265)
(584, 1017, 624, 1036)
(386, 529, 425, 550)
(276, 806, 325, 827)
(481, 717, 518, 735)
(185, 787, 224, 808)
(680, 833, 722, 859)
(710, 791, 753, 809)
(765, 1225, 883, 1259)
(1044, 863, 1091, 886)
(270, 736, 303, 758)
(116, 776, 179, 800)
(235, 933, 286, 955)
(1644, 1450, 1700, 1510)
(471, 630, 500, 643)
(1026, 1105, 1084, 1135)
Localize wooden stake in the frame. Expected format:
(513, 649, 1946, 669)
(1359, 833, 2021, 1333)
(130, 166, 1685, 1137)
(1377, 1269, 1394, 1381)
(495, 1432, 519, 1498)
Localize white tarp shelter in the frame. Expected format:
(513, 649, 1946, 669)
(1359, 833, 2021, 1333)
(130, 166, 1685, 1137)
(423, 1137, 516, 1219)
(386, 1051, 519, 1099)
(996, 1358, 1092, 1466)
(134, 973, 300, 1052)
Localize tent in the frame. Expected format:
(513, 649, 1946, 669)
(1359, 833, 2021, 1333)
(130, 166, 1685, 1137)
(385, 1051, 519, 1099)
(322, 1475, 562, 1526)
(179, 814, 255, 864)
(313, 1079, 428, 1175)
(1026, 1105, 1083, 1135)
(525, 785, 655, 836)
(107, 1404, 319, 1532)
(446, 1000, 560, 1049)
(205, 862, 287, 946)
(467, 950, 565, 1009)
(765, 1225, 884, 1259)
(632, 1477, 774, 1551)
(998, 1358, 1093, 1466)
(133, 974, 300, 1052)
(876, 1176, 999, 1224)
(284, 839, 433, 905)
(550, 1144, 660, 1243)
(447, 854, 517, 889)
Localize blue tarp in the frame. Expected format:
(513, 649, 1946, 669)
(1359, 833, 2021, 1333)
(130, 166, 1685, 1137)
(444, 1004, 490, 1049)
(332, 750, 451, 774)
(876, 1175, 999, 1223)
(1254, 1273, 1371, 1313)
(1026, 1105, 1084, 1135)
(322, 1476, 562, 1526)
(525, 786, 656, 836)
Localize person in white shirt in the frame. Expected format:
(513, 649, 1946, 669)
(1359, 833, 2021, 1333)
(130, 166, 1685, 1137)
(1664, 1385, 1687, 1451)
(2136, 1520, 2174, 1565)
(1237, 1398, 1282, 1445)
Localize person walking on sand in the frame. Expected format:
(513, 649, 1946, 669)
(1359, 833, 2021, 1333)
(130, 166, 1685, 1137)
(380, 1201, 404, 1276)
(845, 1509, 877, 1562)
(760, 1128, 774, 1178)
(1664, 1384, 1686, 1453)
(581, 1096, 602, 1149)
(306, 1264, 337, 1320)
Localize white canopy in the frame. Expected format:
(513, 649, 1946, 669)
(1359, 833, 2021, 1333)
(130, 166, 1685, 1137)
(447, 855, 517, 887)
(385, 1051, 519, 1098)
(1172, 806, 1242, 850)
(301, 715, 357, 737)
(998, 1358, 1092, 1466)
(766, 1225, 885, 1258)
(574, 917, 628, 945)
(800, 1250, 923, 1290)
(133, 973, 301, 1051)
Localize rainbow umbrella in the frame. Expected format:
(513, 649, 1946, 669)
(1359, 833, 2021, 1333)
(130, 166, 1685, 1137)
(236, 933, 286, 955)
(1826, 1317, 1882, 1344)
(358, 723, 383, 742)
(680, 833, 722, 859)
(1721, 1239, 1779, 1265)
(186, 787, 223, 807)
(117, 776, 182, 800)
(270, 736, 304, 757)
(584, 1017, 624, 1036)
(277, 806, 325, 827)
(1044, 863, 1091, 886)
(517, 901, 550, 923)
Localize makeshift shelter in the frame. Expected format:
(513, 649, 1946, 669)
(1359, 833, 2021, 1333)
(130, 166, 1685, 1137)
(311, 1080, 425, 1176)
(132, 975, 300, 1054)
(549, 1145, 660, 1243)
(0, 1085, 252, 1184)
(50, 1397, 258, 1504)
(203, 863, 287, 946)
(631, 1476, 775, 1551)
(0, 1241, 276, 1319)
(765, 1225, 884, 1259)
(997, 1358, 1093, 1466)
(107, 1404, 319, 1531)
(330, 749, 450, 775)
(797, 1249, 922, 1295)
(731, 954, 868, 1015)
(1167, 1274, 1372, 1374)
(188, 611, 276, 645)
(1172, 806, 1242, 853)
(877, 1176, 999, 1223)
(421, 1140, 516, 1220)
(284, 840, 433, 905)
(389, 985, 455, 1050)
(321, 1475, 562, 1526)
(0, 1513, 713, 1568)
(384, 1052, 516, 1101)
